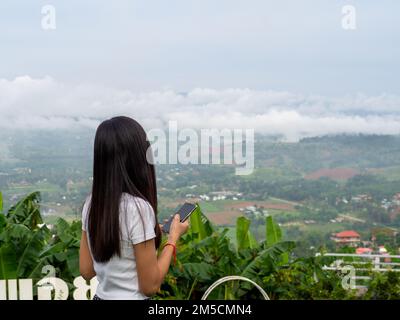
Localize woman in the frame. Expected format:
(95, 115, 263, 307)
(79, 116, 189, 300)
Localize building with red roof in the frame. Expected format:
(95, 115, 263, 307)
(331, 230, 361, 247)
(356, 247, 373, 255)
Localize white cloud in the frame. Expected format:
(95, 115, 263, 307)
(0, 76, 400, 141)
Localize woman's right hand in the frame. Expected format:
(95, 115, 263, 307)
(167, 214, 189, 244)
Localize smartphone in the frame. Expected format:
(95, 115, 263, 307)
(162, 202, 197, 233)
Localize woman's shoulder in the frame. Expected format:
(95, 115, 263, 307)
(120, 193, 156, 227)
(81, 194, 92, 230)
(84, 193, 92, 204)
(121, 193, 153, 213)
(82, 192, 153, 215)
(82, 194, 92, 211)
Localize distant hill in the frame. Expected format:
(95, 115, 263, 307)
(255, 133, 400, 176)
(305, 168, 359, 181)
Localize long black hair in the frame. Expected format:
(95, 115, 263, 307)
(87, 116, 161, 263)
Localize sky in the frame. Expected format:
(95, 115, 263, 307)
(0, 1, 399, 140)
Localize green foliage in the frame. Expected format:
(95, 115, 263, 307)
(0, 192, 3, 213)
(0, 192, 50, 279)
(6, 191, 43, 230)
(0, 192, 82, 297)
(189, 204, 212, 241)
(363, 272, 400, 300)
(41, 217, 82, 280)
(266, 215, 282, 246)
(236, 217, 257, 251)
(0, 191, 398, 300)
(265, 215, 290, 264)
(262, 256, 356, 300)
(0, 243, 17, 279)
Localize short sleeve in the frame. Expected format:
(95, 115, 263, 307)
(81, 195, 91, 232)
(123, 196, 156, 245)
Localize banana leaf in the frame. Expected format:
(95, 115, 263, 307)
(7, 192, 42, 229)
(236, 216, 257, 250)
(0, 214, 6, 234)
(190, 204, 212, 241)
(0, 191, 3, 213)
(265, 215, 281, 246)
(0, 243, 17, 279)
(15, 226, 50, 278)
(241, 241, 296, 279)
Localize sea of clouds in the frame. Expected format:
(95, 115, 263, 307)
(1, 76, 399, 142)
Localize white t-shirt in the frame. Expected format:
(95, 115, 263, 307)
(81, 193, 156, 300)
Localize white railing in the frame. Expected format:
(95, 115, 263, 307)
(317, 252, 400, 289)
(319, 253, 400, 272)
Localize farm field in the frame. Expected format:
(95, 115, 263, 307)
(305, 167, 359, 181)
(158, 197, 301, 226)
(2, 133, 400, 263)
(5, 181, 62, 196)
(199, 198, 300, 226)
(370, 166, 400, 181)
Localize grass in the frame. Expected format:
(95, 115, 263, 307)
(7, 181, 62, 193)
(239, 167, 301, 182)
(266, 209, 299, 216)
(199, 198, 301, 230)
(268, 197, 301, 206)
(2, 182, 64, 212)
(198, 201, 224, 213)
(298, 222, 344, 233)
(373, 165, 400, 181)
(198, 199, 238, 213)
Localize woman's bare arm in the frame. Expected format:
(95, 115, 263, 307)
(134, 214, 188, 296)
(134, 238, 176, 296)
(79, 231, 96, 280)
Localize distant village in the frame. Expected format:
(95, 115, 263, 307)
(338, 192, 400, 210)
(331, 192, 400, 255)
(185, 188, 400, 255)
(3, 165, 400, 256)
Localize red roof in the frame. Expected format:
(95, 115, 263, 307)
(335, 230, 360, 238)
(356, 247, 372, 254)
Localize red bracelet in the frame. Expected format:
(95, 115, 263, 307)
(163, 242, 177, 265)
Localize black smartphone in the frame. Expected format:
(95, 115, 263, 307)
(162, 202, 197, 233)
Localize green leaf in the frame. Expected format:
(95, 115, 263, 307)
(0, 191, 5, 233)
(6, 224, 31, 241)
(236, 216, 258, 251)
(66, 250, 80, 276)
(190, 204, 209, 241)
(7, 192, 42, 229)
(0, 192, 3, 213)
(55, 217, 70, 234)
(15, 227, 50, 278)
(26, 258, 49, 279)
(224, 284, 236, 300)
(0, 213, 6, 234)
(249, 232, 258, 248)
(39, 242, 65, 258)
(266, 216, 282, 246)
(241, 241, 296, 279)
(0, 244, 17, 279)
(181, 262, 217, 281)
